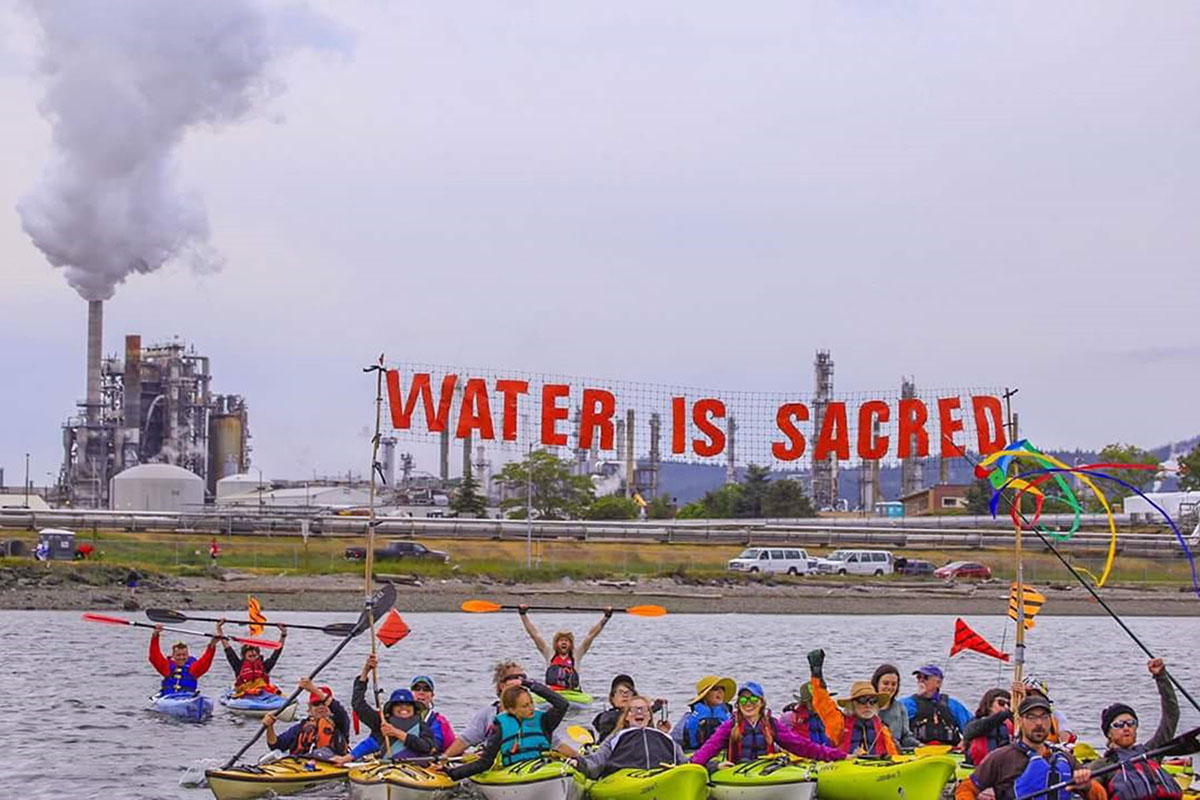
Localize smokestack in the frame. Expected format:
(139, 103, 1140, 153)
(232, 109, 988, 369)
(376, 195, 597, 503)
(86, 300, 102, 424)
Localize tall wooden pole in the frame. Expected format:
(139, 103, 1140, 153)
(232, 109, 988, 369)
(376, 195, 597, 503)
(1003, 387, 1025, 685)
(364, 355, 390, 753)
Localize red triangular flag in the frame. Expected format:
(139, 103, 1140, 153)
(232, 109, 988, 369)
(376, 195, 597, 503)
(376, 609, 410, 647)
(949, 617, 1010, 661)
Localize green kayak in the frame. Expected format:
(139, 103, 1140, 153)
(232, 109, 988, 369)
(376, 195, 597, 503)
(815, 754, 957, 800)
(534, 689, 594, 710)
(588, 764, 709, 800)
(469, 756, 588, 800)
(709, 755, 817, 799)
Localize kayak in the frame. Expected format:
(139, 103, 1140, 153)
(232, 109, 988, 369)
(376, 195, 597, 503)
(348, 761, 456, 800)
(470, 756, 588, 800)
(815, 754, 957, 800)
(219, 689, 296, 720)
(589, 763, 709, 799)
(709, 755, 817, 799)
(205, 757, 349, 800)
(1163, 758, 1197, 796)
(535, 689, 594, 711)
(149, 691, 212, 722)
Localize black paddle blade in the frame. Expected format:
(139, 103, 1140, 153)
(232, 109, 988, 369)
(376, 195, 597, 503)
(1162, 726, 1200, 757)
(145, 608, 188, 624)
(322, 622, 358, 637)
(352, 582, 398, 636)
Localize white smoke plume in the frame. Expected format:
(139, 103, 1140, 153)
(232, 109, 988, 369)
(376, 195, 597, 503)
(17, 1, 347, 301)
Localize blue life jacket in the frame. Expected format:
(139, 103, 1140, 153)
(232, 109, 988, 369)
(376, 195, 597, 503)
(161, 657, 198, 694)
(387, 715, 424, 760)
(496, 711, 551, 766)
(1103, 744, 1182, 800)
(1012, 741, 1074, 800)
(728, 717, 775, 763)
(683, 703, 731, 750)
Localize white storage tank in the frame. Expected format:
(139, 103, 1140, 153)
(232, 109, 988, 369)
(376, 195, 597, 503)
(110, 464, 204, 512)
(216, 473, 264, 502)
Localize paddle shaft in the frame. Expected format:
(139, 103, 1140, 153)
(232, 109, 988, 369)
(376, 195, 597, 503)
(363, 358, 389, 754)
(1016, 730, 1199, 800)
(86, 614, 274, 648)
(501, 604, 629, 613)
(146, 610, 341, 633)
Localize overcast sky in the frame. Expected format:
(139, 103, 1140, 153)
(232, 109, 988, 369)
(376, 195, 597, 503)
(2, 1, 1198, 485)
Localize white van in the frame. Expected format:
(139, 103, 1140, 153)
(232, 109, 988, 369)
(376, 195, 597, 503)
(815, 549, 894, 576)
(727, 547, 816, 575)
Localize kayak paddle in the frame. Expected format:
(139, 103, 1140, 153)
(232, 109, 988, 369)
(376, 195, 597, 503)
(219, 582, 397, 771)
(145, 608, 357, 637)
(461, 600, 667, 617)
(566, 725, 596, 746)
(1015, 725, 1200, 800)
(82, 613, 282, 650)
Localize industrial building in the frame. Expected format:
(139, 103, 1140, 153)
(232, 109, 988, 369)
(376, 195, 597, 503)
(58, 300, 250, 508)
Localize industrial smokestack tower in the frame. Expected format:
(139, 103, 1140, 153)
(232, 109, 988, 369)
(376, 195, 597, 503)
(86, 300, 102, 425)
(811, 350, 838, 510)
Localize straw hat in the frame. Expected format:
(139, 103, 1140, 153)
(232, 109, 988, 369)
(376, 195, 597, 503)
(690, 675, 736, 705)
(836, 681, 890, 709)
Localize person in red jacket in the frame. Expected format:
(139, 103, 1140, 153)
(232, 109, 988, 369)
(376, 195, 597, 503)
(149, 622, 219, 695)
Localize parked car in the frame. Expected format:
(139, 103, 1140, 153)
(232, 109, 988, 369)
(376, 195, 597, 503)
(815, 549, 894, 576)
(344, 540, 450, 563)
(727, 547, 817, 575)
(895, 558, 936, 576)
(934, 560, 992, 580)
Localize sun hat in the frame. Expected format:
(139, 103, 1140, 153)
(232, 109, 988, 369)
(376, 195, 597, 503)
(738, 681, 766, 700)
(836, 681, 891, 709)
(690, 675, 737, 705)
(913, 664, 944, 679)
(410, 675, 436, 691)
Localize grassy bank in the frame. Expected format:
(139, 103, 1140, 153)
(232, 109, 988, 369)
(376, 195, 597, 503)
(4, 530, 1195, 588)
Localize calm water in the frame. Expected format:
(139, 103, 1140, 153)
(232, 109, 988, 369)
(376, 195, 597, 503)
(3, 610, 1197, 799)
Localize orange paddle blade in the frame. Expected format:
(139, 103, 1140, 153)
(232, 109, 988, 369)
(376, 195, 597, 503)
(232, 635, 283, 650)
(627, 605, 667, 617)
(82, 612, 131, 625)
(461, 600, 502, 613)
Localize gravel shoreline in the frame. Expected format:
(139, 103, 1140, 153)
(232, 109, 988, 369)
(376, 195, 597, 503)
(3, 566, 1197, 615)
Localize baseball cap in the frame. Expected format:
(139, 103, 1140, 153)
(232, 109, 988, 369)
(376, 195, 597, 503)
(913, 664, 944, 679)
(410, 675, 435, 691)
(739, 681, 766, 699)
(1018, 696, 1053, 716)
(308, 685, 334, 704)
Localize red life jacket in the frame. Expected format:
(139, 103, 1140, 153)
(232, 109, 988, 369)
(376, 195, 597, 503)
(545, 653, 579, 690)
(727, 716, 777, 763)
(840, 714, 890, 756)
(234, 656, 278, 696)
(295, 717, 339, 755)
(966, 718, 1013, 766)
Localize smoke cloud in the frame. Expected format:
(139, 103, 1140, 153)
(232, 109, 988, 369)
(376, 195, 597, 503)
(17, 1, 347, 301)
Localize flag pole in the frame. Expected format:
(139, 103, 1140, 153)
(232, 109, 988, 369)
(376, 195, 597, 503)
(363, 355, 390, 754)
(1003, 387, 1026, 687)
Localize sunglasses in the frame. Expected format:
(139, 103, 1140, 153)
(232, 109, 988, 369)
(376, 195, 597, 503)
(502, 673, 526, 683)
(854, 697, 878, 706)
(738, 695, 762, 706)
(1110, 719, 1138, 730)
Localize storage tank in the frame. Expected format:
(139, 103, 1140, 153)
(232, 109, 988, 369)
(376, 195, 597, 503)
(216, 473, 264, 502)
(111, 464, 204, 512)
(207, 412, 245, 495)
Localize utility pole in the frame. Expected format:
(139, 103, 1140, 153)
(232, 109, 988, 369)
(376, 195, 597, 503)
(526, 446, 533, 569)
(24, 453, 30, 507)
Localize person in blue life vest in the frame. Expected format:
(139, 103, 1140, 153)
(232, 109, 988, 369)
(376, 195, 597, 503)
(955, 695, 1104, 800)
(672, 675, 735, 750)
(1085, 658, 1181, 800)
(441, 660, 528, 759)
(148, 623, 218, 695)
(963, 688, 1013, 767)
(518, 604, 612, 691)
(903, 664, 972, 746)
(337, 656, 447, 763)
(435, 679, 569, 780)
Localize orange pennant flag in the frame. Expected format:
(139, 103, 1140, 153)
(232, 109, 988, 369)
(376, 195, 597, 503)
(247, 595, 267, 636)
(377, 609, 410, 647)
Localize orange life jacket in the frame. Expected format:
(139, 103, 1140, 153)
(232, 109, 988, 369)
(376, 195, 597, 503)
(295, 717, 338, 755)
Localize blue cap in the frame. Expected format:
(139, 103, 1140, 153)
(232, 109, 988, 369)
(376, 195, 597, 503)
(738, 681, 766, 699)
(387, 688, 416, 706)
(913, 664, 944, 679)
(410, 675, 435, 691)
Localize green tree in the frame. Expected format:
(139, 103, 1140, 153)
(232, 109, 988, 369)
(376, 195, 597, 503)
(735, 464, 771, 517)
(497, 450, 594, 520)
(1090, 443, 1159, 510)
(451, 463, 488, 518)
(964, 478, 993, 516)
(761, 478, 817, 517)
(676, 501, 707, 519)
(1179, 443, 1200, 492)
(586, 496, 639, 520)
(645, 495, 675, 520)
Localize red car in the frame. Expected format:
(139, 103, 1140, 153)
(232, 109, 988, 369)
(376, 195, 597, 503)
(934, 561, 992, 580)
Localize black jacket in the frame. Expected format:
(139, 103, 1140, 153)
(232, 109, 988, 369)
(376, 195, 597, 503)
(351, 676, 435, 759)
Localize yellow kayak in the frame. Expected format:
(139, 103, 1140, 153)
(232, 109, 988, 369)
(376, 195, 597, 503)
(815, 754, 957, 800)
(348, 761, 457, 800)
(205, 757, 349, 800)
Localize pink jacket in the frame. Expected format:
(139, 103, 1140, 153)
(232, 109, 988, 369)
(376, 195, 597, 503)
(689, 714, 847, 766)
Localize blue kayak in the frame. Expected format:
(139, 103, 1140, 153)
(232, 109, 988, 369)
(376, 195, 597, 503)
(219, 690, 295, 719)
(149, 692, 213, 722)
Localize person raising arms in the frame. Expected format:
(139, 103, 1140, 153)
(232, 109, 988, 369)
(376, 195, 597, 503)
(215, 618, 286, 697)
(263, 679, 350, 759)
(518, 604, 611, 691)
(149, 623, 219, 695)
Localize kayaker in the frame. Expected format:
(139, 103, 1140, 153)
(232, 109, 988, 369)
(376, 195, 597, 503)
(955, 695, 1104, 800)
(1021, 675, 1077, 745)
(780, 683, 835, 747)
(347, 654, 436, 762)
(215, 618, 286, 697)
(871, 663, 921, 749)
(263, 679, 350, 758)
(572, 694, 688, 777)
(1084, 657, 1180, 800)
(963, 688, 1012, 767)
(902, 664, 971, 746)
(689, 682, 846, 768)
(672, 675, 735, 750)
(149, 623, 218, 695)
(518, 604, 611, 690)
(594, 674, 668, 743)
(441, 660, 528, 759)
(339, 665, 454, 761)
(439, 679, 570, 780)
(809, 679, 900, 757)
